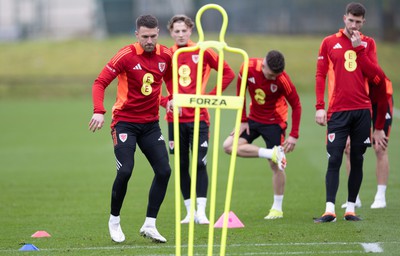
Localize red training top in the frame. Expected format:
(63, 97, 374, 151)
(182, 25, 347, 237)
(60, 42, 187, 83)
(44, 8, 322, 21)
(160, 40, 235, 125)
(316, 29, 389, 129)
(315, 29, 374, 117)
(238, 58, 302, 139)
(92, 42, 172, 128)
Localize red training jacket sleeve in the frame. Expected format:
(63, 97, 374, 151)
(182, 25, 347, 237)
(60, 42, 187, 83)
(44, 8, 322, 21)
(354, 46, 388, 130)
(92, 64, 119, 114)
(205, 49, 235, 95)
(315, 39, 329, 110)
(283, 74, 302, 138)
(237, 64, 248, 122)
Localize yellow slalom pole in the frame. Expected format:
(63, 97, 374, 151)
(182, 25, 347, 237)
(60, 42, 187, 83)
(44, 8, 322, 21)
(219, 44, 248, 256)
(194, 5, 226, 256)
(173, 4, 248, 256)
(172, 41, 182, 256)
(172, 37, 201, 256)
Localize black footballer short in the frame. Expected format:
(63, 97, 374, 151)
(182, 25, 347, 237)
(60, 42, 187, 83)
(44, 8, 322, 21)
(327, 109, 371, 149)
(167, 121, 209, 155)
(112, 121, 167, 151)
(239, 119, 285, 149)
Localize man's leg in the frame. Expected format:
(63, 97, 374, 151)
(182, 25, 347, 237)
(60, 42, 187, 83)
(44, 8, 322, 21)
(371, 145, 389, 208)
(344, 109, 371, 221)
(194, 122, 210, 224)
(109, 123, 138, 243)
(178, 124, 193, 223)
(314, 112, 349, 223)
(371, 100, 391, 209)
(264, 160, 286, 219)
(139, 123, 171, 243)
(341, 137, 362, 209)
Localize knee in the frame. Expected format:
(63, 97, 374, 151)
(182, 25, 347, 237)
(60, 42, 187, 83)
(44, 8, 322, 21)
(163, 169, 172, 181)
(373, 145, 386, 158)
(197, 151, 207, 167)
(269, 160, 283, 173)
(114, 146, 135, 173)
(350, 145, 367, 159)
(327, 149, 344, 171)
(157, 164, 171, 181)
(223, 136, 233, 154)
(116, 165, 134, 181)
(115, 155, 134, 181)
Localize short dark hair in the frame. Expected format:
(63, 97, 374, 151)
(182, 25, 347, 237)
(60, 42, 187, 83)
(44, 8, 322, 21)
(345, 2, 366, 18)
(167, 14, 195, 31)
(136, 15, 159, 30)
(266, 50, 285, 74)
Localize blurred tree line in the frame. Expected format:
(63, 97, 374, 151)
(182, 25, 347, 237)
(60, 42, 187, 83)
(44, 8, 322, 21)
(0, 0, 398, 42)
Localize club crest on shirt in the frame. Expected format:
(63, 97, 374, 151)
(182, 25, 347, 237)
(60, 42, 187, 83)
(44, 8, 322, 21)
(169, 141, 174, 150)
(159, 62, 166, 72)
(119, 133, 128, 143)
(270, 84, 278, 93)
(192, 55, 199, 64)
(328, 133, 335, 143)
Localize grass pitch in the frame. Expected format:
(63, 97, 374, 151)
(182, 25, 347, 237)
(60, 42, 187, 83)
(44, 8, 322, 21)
(0, 35, 399, 255)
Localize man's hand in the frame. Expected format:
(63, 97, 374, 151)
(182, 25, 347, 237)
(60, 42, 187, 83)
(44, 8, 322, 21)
(373, 129, 388, 150)
(315, 109, 327, 126)
(230, 122, 249, 136)
(166, 99, 174, 113)
(166, 99, 182, 116)
(351, 30, 362, 48)
(282, 136, 297, 153)
(89, 113, 105, 133)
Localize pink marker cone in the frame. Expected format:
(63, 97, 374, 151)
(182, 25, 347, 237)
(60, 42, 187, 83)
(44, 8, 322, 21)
(31, 231, 51, 238)
(214, 211, 244, 228)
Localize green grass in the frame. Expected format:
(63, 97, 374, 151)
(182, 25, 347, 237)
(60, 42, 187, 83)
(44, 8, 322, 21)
(1, 94, 399, 255)
(0, 35, 399, 255)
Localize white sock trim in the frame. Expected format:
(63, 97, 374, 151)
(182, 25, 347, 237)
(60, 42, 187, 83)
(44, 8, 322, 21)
(271, 195, 283, 211)
(109, 214, 120, 224)
(326, 202, 335, 214)
(258, 148, 273, 159)
(144, 217, 156, 227)
(345, 202, 355, 213)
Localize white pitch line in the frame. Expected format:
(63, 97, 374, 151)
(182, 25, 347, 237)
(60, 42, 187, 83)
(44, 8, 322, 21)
(223, 251, 362, 255)
(3, 241, 397, 254)
(361, 243, 383, 253)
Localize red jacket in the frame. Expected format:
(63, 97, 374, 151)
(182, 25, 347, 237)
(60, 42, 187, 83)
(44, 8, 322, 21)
(92, 42, 172, 128)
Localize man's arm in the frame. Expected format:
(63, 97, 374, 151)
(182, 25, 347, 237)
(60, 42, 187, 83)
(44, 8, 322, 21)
(161, 51, 174, 109)
(89, 63, 119, 133)
(280, 73, 302, 152)
(315, 39, 329, 112)
(351, 31, 388, 130)
(283, 75, 301, 139)
(206, 49, 235, 95)
(236, 64, 248, 123)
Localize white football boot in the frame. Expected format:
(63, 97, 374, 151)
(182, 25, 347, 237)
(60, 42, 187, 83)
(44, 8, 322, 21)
(108, 215, 125, 243)
(140, 226, 167, 243)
